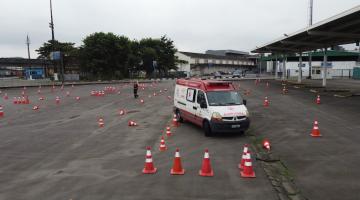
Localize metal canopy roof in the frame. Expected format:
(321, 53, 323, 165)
(252, 5, 360, 53)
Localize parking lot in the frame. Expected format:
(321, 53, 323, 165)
(0, 79, 359, 200)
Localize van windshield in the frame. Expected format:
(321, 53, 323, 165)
(206, 91, 243, 106)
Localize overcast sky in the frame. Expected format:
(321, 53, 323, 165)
(0, 0, 359, 58)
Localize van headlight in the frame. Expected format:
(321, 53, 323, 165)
(211, 112, 222, 121)
(244, 110, 250, 117)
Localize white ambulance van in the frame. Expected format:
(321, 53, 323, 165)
(174, 79, 250, 136)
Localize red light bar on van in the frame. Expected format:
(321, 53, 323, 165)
(207, 82, 231, 86)
(205, 82, 234, 91)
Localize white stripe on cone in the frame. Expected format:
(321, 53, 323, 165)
(244, 161, 252, 166)
(175, 151, 180, 157)
(146, 150, 151, 156)
(204, 152, 209, 159)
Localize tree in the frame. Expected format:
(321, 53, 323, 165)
(36, 40, 78, 59)
(79, 32, 132, 80)
(138, 36, 179, 77)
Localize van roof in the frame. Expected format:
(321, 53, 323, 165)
(176, 79, 235, 92)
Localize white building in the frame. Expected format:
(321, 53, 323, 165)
(176, 50, 256, 77)
(264, 51, 360, 79)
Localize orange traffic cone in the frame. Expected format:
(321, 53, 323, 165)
(199, 149, 214, 177)
(263, 97, 269, 107)
(159, 136, 167, 151)
(142, 147, 157, 174)
(55, 96, 60, 105)
(21, 97, 26, 104)
(98, 117, 105, 127)
(240, 151, 256, 178)
(282, 86, 287, 94)
(25, 96, 30, 104)
(128, 120, 137, 126)
(172, 114, 179, 127)
(238, 144, 249, 169)
(263, 139, 271, 151)
(0, 105, 4, 117)
(119, 109, 126, 116)
(310, 120, 321, 137)
(166, 126, 172, 136)
(316, 95, 321, 104)
(171, 148, 185, 175)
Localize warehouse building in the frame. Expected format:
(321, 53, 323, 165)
(176, 50, 256, 77)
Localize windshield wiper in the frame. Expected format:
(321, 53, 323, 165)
(224, 102, 242, 105)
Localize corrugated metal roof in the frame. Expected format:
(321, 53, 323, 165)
(252, 5, 360, 53)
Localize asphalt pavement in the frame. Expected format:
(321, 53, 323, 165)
(0, 82, 277, 200)
(1, 78, 359, 200)
(238, 79, 360, 200)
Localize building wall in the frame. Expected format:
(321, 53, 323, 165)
(267, 60, 357, 78)
(191, 65, 247, 76)
(175, 52, 191, 72)
(176, 52, 255, 76)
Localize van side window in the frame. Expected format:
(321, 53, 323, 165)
(186, 88, 196, 102)
(197, 90, 205, 104)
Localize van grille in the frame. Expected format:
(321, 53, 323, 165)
(222, 116, 246, 121)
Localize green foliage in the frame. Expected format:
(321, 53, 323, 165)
(79, 32, 131, 80)
(138, 35, 180, 76)
(36, 33, 182, 80)
(36, 40, 78, 59)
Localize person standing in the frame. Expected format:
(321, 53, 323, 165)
(134, 81, 139, 98)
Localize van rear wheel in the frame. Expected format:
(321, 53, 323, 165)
(176, 110, 183, 123)
(203, 121, 212, 137)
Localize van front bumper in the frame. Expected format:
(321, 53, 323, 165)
(209, 118, 250, 133)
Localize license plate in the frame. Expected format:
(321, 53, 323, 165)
(231, 124, 241, 128)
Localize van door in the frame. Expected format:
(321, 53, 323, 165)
(183, 88, 197, 123)
(194, 90, 207, 126)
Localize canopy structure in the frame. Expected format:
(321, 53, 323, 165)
(251, 5, 360, 86)
(252, 5, 360, 53)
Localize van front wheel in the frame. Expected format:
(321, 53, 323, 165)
(203, 121, 212, 137)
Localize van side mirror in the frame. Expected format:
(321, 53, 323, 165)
(243, 99, 247, 105)
(200, 101, 207, 109)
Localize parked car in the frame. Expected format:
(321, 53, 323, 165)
(232, 70, 243, 78)
(213, 71, 222, 79)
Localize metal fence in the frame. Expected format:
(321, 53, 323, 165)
(332, 69, 353, 78)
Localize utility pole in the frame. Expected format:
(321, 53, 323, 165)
(26, 34, 31, 80)
(49, 0, 55, 43)
(26, 35, 31, 59)
(308, 0, 313, 79)
(309, 0, 313, 26)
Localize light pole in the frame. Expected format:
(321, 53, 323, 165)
(49, 0, 55, 43)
